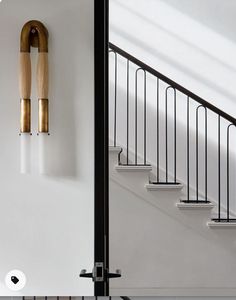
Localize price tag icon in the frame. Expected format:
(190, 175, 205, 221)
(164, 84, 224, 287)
(5, 270, 26, 291)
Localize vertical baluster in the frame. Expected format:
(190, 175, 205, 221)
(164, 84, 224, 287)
(126, 60, 129, 165)
(226, 124, 233, 222)
(156, 78, 160, 183)
(196, 107, 199, 202)
(227, 126, 229, 221)
(174, 89, 177, 183)
(187, 96, 190, 201)
(205, 109, 208, 202)
(135, 69, 138, 165)
(165, 86, 176, 183)
(196, 106, 207, 202)
(135, 68, 146, 165)
(109, 50, 118, 147)
(165, 87, 168, 182)
(218, 115, 221, 220)
(114, 52, 117, 147)
(144, 71, 147, 165)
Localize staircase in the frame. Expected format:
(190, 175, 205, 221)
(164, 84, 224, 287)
(108, 42, 236, 296)
(109, 145, 236, 296)
(109, 42, 236, 226)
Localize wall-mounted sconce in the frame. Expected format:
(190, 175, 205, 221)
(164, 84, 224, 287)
(19, 20, 49, 174)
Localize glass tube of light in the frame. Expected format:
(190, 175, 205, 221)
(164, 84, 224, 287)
(20, 133, 31, 174)
(38, 132, 49, 175)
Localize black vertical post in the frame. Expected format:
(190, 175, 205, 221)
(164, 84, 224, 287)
(126, 60, 129, 165)
(156, 78, 160, 183)
(94, 0, 109, 296)
(187, 97, 190, 201)
(218, 115, 221, 220)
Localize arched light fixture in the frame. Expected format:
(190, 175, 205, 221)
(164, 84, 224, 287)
(19, 20, 49, 174)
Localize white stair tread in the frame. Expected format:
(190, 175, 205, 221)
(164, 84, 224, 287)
(208, 221, 236, 227)
(115, 165, 152, 172)
(146, 183, 183, 191)
(177, 202, 215, 209)
(109, 146, 122, 153)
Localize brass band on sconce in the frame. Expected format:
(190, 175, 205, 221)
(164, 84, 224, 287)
(19, 20, 49, 133)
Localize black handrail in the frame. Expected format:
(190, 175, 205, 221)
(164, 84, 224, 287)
(109, 42, 236, 125)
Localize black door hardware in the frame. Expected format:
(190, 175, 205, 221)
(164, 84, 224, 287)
(80, 262, 121, 282)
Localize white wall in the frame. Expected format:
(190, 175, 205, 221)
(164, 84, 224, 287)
(109, 152, 236, 296)
(0, 0, 94, 296)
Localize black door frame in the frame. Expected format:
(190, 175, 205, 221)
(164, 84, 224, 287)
(94, 0, 109, 296)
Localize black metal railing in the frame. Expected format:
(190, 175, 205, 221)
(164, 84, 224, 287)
(109, 42, 236, 222)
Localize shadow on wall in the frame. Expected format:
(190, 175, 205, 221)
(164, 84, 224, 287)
(47, 10, 78, 178)
(110, 0, 236, 114)
(162, 0, 236, 43)
(110, 24, 236, 102)
(112, 0, 236, 74)
(44, 6, 93, 179)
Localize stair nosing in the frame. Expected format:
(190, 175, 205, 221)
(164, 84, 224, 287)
(208, 221, 236, 227)
(177, 202, 215, 209)
(109, 146, 122, 153)
(115, 165, 152, 172)
(145, 183, 183, 190)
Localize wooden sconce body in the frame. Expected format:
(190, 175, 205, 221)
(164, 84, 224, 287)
(19, 20, 49, 133)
